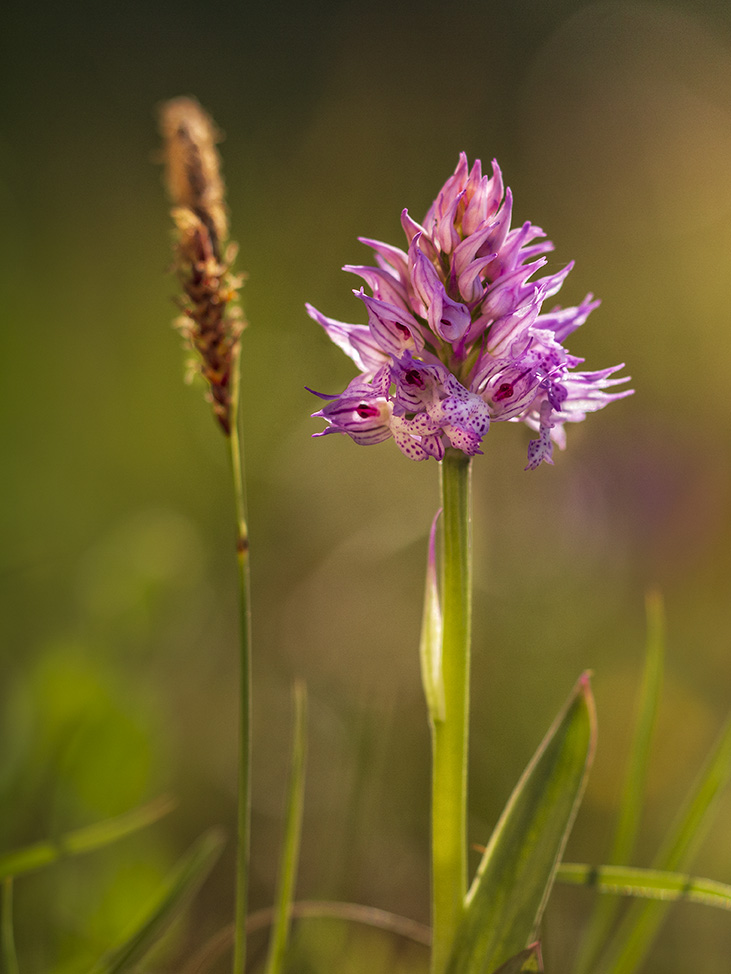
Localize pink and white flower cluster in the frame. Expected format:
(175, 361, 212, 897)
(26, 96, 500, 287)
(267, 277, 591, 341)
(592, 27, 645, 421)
(307, 155, 631, 468)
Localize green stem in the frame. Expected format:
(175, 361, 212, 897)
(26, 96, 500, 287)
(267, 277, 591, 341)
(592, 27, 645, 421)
(228, 348, 252, 974)
(430, 449, 472, 974)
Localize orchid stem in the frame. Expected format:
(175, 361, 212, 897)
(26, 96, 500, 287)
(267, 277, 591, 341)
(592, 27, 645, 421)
(228, 347, 252, 974)
(430, 448, 472, 974)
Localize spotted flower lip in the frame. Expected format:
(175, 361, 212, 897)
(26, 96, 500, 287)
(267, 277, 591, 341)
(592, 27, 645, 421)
(306, 154, 632, 467)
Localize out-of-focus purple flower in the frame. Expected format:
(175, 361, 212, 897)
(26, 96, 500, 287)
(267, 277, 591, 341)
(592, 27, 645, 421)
(307, 155, 632, 468)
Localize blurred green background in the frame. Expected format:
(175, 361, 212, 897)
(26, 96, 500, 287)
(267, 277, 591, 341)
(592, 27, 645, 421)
(2, 0, 731, 970)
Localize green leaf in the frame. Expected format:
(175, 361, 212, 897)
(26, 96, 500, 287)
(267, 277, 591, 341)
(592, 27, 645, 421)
(0, 796, 175, 881)
(557, 862, 731, 911)
(89, 828, 226, 974)
(264, 680, 308, 974)
(489, 942, 543, 973)
(573, 590, 665, 974)
(595, 713, 731, 974)
(445, 674, 596, 974)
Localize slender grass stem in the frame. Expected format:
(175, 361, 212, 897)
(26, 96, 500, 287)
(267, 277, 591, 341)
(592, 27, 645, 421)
(263, 682, 308, 974)
(573, 592, 665, 974)
(430, 449, 472, 974)
(2, 879, 20, 974)
(182, 902, 432, 974)
(227, 347, 252, 974)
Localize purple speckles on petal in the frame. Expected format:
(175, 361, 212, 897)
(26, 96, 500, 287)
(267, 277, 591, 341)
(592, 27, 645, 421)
(445, 427, 483, 455)
(525, 404, 556, 470)
(525, 427, 554, 470)
(306, 155, 632, 467)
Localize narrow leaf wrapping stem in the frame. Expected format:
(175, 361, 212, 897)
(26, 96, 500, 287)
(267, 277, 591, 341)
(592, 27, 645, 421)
(420, 509, 445, 723)
(430, 449, 472, 974)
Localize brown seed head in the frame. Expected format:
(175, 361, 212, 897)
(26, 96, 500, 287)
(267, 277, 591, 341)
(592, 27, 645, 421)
(159, 96, 228, 251)
(159, 97, 245, 436)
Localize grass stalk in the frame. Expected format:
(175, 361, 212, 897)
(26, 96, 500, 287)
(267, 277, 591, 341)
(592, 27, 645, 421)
(227, 347, 252, 974)
(1, 879, 19, 974)
(263, 682, 308, 974)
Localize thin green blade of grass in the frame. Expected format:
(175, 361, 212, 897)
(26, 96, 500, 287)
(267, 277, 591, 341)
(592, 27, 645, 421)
(445, 674, 596, 974)
(2, 879, 20, 974)
(595, 713, 731, 974)
(558, 862, 731, 911)
(0, 796, 175, 881)
(90, 827, 226, 974)
(263, 681, 308, 974)
(573, 590, 665, 974)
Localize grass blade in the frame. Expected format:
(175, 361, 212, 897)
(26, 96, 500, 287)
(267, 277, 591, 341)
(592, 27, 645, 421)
(595, 714, 731, 974)
(445, 674, 596, 974)
(263, 681, 308, 974)
(90, 828, 226, 974)
(558, 862, 731, 911)
(573, 591, 665, 974)
(2, 878, 20, 974)
(0, 796, 175, 881)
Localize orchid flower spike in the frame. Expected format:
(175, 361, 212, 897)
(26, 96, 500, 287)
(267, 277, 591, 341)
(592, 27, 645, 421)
(307, 155, 631, 468)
